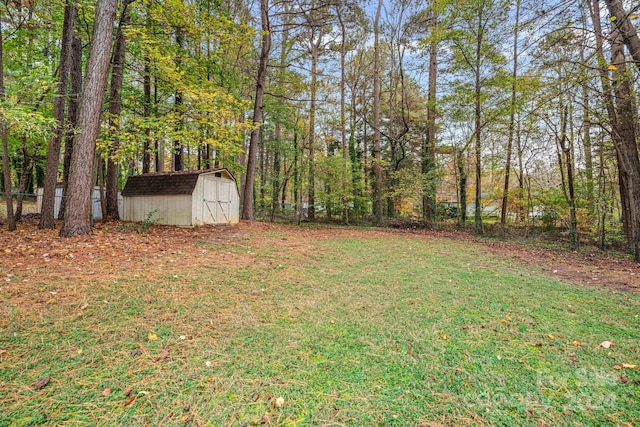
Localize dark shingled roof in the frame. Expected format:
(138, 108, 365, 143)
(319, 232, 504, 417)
(122, 171, 204, 196)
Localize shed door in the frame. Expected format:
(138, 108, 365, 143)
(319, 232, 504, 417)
(202, 177, 231, 224)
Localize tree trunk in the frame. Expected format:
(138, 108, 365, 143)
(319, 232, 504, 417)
(516, 120, 526, 223)
(457, 149, 467, 225)
(1, 122, 14, 231)
(241, 0, 270, 220)
(616, 150, 632, 248)
(59, 0, 118, 237)
(337, 7, 349, 225)
(611, 29, 640, 259)
(308, 27, 323, 221)
(581, 48, 594, 218)
(350, 79, 362, 224)
(271, 124, 281, 222)
(293, 130, 299, 221)
(98, 155, 107, 222)
(173, 29, 184, 171)
(106, 0, 133, 220)
(422, 6, 438, 226)
(39, 3, 77, 229)
(500, 0, 520, 232)
(473, 8, 484, 235)
(589, 0, 640, 258)
(142, 57, 152, 173)
(598, 134, 608, 250)
(557, 106, 579, 250)
(59, 32, 82, 221)
(259, 129, 266, 209)
(604, 0, 640, 69)
(1, 20, 14, 231)
(373, 0, 383, 225)
(15, 137, 35, 221)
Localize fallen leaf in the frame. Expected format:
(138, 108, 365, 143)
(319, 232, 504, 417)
(102, 387, 111, 396)
(157, 349, 169, 362)
(622, 363, 637, 369)
(273, 396, 285, 408)
(614, 365, 622, 370)
(600, 340, 613, 349)
(123, 396, 136, 407)
(148, 333, 158, 341)
(0, 349, 7, 355)
(35, 377, 50, 389)
(621, 376, 629, 383)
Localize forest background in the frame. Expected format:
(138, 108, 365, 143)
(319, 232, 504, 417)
(2, 0, 640, 257)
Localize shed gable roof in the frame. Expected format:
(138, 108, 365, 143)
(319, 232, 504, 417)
(122, 168, 235, 196)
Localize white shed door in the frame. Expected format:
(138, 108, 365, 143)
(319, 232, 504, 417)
(202, 177, 231, 224)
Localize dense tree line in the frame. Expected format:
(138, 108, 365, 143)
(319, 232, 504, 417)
(2, 0, 640, 258)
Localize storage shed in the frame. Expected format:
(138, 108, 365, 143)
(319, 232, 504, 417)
(37, 186, 123, 220)
(121, 169, 240, 226)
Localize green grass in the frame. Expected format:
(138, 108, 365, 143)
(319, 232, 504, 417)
(1, 229, 639, 426)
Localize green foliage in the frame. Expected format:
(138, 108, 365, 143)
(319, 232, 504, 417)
(0, 102, 55, 143)
(316, 155, 353, 215)
(117, 209, 161, 233)
(389, 167, 428, 216)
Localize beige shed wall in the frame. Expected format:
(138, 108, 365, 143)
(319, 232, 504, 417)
(123, 195, 192, 226)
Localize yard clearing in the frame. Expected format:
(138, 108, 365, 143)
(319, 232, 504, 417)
(1, 221, 639, 426)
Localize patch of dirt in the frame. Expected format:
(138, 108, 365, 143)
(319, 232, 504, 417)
(379, 226, 640, 292)
(0, 220, 639, 294)
(482, 239, 640, 292)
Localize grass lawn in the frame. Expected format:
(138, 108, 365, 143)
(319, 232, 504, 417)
(1, 224, 639, 426)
